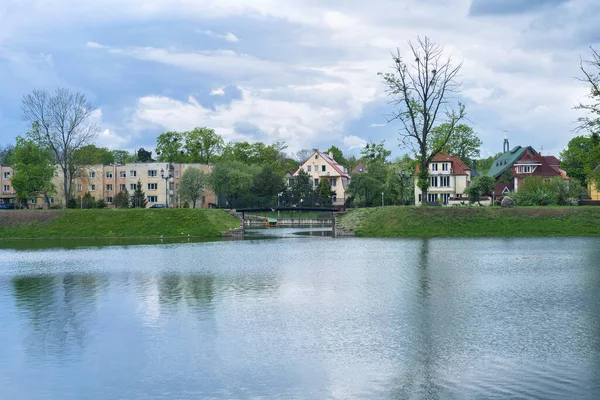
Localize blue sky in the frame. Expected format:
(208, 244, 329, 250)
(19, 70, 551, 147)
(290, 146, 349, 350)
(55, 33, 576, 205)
(1, 0, 599, 160)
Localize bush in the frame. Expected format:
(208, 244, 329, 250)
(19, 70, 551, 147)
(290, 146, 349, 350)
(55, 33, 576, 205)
(183, 201, 190, 208)
(67, 198, 77, 209)
(513, 177, 585, 206)
(95, 199, 106, 209)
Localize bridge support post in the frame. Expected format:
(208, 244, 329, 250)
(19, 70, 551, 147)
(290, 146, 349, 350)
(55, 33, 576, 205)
(332, 212, 336, 237)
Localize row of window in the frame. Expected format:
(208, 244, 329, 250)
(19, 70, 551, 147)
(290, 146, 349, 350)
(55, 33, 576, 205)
(78, 183, 181, 192)
(515, 165, 535, 174)
(306, 165, 327, 172)
(312, 178, 337, 187)
(418, 193, 456, 204)
(429, 176, 451, 187)
(89, 170, 181, 179)
(430, 163, 450, 172)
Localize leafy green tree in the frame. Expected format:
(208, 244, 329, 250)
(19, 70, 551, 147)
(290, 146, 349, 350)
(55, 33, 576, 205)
(318, 179, 335, 205)
(476, 153, 502, 175)
(0, 144, 14, 164)
(73, 144, 115, 165)
(111, 150, 135, 164)
(11, 136, 56, 207)
(465, 175, 495, 204)
(185, 127, 224, 164)
(136, 148, 154, 162)
(179, 167, 206, 208)
(252, 167, 285, 205)
(347, 160, 388, 207)
(325, 145, 347, 166)
(290, 169, 313, 206)
(114, 189, 130, 209)
(155, 131, 187, 162)
(130, 180, 147, 208)
(22, 89, 99, 203)
(560, 135, 600, 187)
(361, 141, 391, 163)
(379, 37, 465, 204)
(430, 123, 482, 166)
(208, 161, 260, 207)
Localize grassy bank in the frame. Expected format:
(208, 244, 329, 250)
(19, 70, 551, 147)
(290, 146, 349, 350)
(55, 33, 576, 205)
(0, 209, 240, 239)
(338, 206, 600, 237)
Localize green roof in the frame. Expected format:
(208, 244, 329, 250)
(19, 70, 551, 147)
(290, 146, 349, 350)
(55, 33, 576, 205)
(487, 146, 527, 178)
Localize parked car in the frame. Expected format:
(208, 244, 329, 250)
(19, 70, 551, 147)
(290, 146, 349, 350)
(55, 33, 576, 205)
(149, 204, 167, 208)
(0, 203, 15, 209)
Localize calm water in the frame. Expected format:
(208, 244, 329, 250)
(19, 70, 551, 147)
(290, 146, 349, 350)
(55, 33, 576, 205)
(1, 230, 599, 399)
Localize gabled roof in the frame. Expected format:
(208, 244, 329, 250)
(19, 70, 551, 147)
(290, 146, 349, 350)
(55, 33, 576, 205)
(487, 146, 529, 178)
(293, 150, 349, 179)
(543, 155, 560, 167)
(415, 153, 470, 175)
(352, 162, 366, 174)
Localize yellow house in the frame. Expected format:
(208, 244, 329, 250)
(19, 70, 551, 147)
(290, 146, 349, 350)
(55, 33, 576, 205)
(293, 149, 350, 206)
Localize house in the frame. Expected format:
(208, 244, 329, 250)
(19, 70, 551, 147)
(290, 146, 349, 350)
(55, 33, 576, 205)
(293, 149, 350, 206)
(488, 138, 568, 198)
(590, 165, 600, 201)
(414, 153, 472, 205)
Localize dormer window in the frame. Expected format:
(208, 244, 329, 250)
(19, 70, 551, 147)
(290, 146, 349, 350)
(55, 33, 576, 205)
(431, 163, 438, 171)
(442, 163, 448, 171)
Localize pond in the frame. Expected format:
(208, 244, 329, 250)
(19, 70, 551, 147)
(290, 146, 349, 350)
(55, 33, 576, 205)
(1, 230, 599, 399)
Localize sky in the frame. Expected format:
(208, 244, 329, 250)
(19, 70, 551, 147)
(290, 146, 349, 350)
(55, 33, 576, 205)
(1, 0, 599, 161)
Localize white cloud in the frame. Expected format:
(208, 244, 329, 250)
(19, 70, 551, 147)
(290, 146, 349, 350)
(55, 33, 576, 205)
(342, 135, 367, 150)
(86, 41, 104, 49)
(197, 29, 240, 42)
(369, 123, 386, 128)
(210, 88, 225, 96)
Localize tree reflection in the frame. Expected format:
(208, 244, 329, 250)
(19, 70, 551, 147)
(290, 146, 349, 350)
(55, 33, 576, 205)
(12, 274, 107, 359)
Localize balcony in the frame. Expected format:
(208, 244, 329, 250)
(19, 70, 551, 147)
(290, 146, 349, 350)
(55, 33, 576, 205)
(320, 171, 330, 177)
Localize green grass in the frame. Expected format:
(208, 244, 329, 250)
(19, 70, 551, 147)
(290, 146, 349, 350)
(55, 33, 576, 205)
(338, 206, 600, 237)
(0, 209, 241, 239)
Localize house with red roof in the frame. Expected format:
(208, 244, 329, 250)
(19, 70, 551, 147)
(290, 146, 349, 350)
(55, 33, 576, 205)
(414, 153, 473, 205)
(293, 149, 350, 206)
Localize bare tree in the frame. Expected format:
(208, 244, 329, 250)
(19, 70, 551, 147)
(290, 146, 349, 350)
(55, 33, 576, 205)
(575, 46, 600, 135)
(379, 37, 465, 204)
(22, 88, 99, 204)
(293, 149, 313, 163)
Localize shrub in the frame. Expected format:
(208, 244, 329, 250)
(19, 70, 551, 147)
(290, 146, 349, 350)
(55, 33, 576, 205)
(183, 201, 190, 208)
(95, 199, 105, 209)
(67, 198, 77, 209)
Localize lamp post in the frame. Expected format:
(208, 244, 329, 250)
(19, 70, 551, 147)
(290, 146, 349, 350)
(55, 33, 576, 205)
(80, 195, 83, 209)
(381, 192, 384, 207)
(160, 168, 170, 208)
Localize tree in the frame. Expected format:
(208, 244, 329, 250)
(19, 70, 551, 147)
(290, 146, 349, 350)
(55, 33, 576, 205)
(155, 131, 187, 162)
(22, 88, 99, 203)
(207, 161, 260, 207)
(114, 189, 130, 209)
(130, 180, 147, 208)
(290, 169, 313, 206)
(185, 127, 224, 164)
(179, 167, 206, 208)
(575, 46, 600, 134)
(476, 153, 502, 175)
(560, 135, 600, 186)
(73, 144, 114, 166)
(361, 141, 391, 163)
(252, 167, 285, 205)
(325, 146, 347, 166)
(11, 135, 55, 207)
(347, 160, 388, 207)
(136, 148, 154, 162)
(0, 144, 14, 164)
(111, 150, 134, 164)
(430, 123, 482, 166)
(465, 175, 495, 205)
(379, 37, 465, 204)
(318, 179, 335, 205)
(293, 149, 313, 163)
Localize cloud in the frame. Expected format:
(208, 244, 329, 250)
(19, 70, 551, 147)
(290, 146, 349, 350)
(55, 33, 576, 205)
(342, 135, 367, 150)
(369, 123, 386, 128)
(469, 0, 569, 16)
(197, 29, 240, 42)
(86, 41, 104, 49)
(210, 88, 225, 96)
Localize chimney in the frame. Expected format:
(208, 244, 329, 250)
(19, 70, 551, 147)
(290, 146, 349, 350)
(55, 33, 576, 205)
(503, 138, 510, 153)
(329, 151, 334, 159)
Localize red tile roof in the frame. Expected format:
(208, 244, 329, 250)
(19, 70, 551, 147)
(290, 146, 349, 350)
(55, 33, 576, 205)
(543, 155, 560, 166)
(415, 153, 470, 175)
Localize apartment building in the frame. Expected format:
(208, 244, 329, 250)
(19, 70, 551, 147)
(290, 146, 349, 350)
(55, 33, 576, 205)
(0, 164, 16, 205)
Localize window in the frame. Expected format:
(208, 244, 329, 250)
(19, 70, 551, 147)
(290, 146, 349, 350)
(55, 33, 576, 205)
(147, 196, 158, 203)
(130, 170, 136, 178)
(130, 184, 136, 191)
(148, 183, 158, 190)
(106, 184, 113, 192)
(431, 163, 438, 171)
(120, 171, 126, 178)
(457, 193, 462, 198)
(442, 163, 449, 171)
(427, 193, 438, 203)
(148, 170, 157, 177)
(3, 172, 9, 179)
(430, 176, 438, 187)
(3, 185, 9, 192)
(175, 183, 180, 190)
(49, 198, 54, 204)
(89, 184, 96, 191)
(322, 165, 326, 172)
(30, 199, 36, 204)
(119, 184, 126, 192)
(175, 171, 180, 178)
(332, 179, 337, 187)
(502, 187, 510, 194)
(106, 171, 113, 178)
(314, 178, 319, 186)
(418, 194, 422, 203)
(77, 184, 82, 192)
(440, 176, 450, 187)
(89, 171, 96, 178)
(307, 166, 311, 172)
(315, 154, 318, 160)
(442, 193, 451, 204)
(106, 197, 113, 204)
